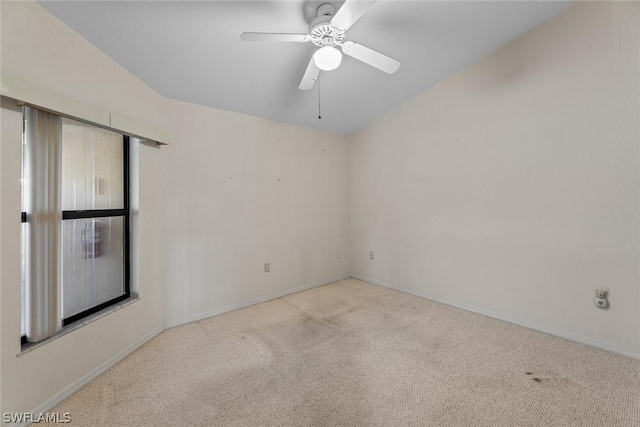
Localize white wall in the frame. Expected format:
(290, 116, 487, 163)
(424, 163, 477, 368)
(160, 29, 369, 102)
(161, 100, 349, 325)
(349, 1, 640, 357)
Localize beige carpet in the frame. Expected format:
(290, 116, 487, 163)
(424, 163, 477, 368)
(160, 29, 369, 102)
(52, 279, 639, 426)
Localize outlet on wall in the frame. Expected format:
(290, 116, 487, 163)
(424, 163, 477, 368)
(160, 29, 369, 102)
(264, 263, 270, 273)
(369, 251, 374, 260)
(594, 287, 609, 309)
(337, 251, 341, 259)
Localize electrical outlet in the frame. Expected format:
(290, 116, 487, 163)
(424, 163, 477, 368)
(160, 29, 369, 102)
(594, 288, 609, 309)
(264, 263, 270, 273)
(369, 251, 374, 260)
(337, 251, 341, 259)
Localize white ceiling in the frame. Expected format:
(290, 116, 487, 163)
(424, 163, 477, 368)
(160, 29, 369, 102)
(38, 1, 573, 134)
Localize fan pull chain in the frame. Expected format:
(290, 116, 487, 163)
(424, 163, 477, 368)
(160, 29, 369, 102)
(317, 77, 321, 120)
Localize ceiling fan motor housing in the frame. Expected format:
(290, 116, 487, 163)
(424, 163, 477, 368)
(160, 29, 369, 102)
(310, 3, 345, 47)
(310, 24, 344, 47)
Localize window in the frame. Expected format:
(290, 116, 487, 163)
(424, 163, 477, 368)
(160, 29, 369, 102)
(21, 108, 131, 343)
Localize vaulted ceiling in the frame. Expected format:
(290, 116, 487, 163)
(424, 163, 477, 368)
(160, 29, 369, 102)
(38, 1, 573, 134)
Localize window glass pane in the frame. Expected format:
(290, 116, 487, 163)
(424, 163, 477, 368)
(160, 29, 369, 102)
(62, 217, 125, 318)
(62, 118, 124, 210)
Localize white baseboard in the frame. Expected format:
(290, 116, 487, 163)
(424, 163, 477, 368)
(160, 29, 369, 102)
(17, 274, 351, 426)
(164, 274, 352, 329)
(351, 274, 640, 361)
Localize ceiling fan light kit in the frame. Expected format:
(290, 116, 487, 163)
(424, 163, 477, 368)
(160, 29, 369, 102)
(314, 46, 342, 71)
(240, 0, 400, 90)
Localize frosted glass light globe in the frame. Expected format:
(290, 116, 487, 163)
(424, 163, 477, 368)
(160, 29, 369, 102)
(314, 46, 342, 71)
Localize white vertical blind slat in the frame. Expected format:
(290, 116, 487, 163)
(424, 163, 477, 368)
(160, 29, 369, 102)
(25, 106, 63, 342)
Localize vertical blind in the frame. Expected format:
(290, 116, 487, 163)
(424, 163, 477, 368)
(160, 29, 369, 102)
(24, 106, 63, 342)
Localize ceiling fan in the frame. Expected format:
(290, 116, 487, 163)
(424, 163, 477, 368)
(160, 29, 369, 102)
(241, 0, 401, 90)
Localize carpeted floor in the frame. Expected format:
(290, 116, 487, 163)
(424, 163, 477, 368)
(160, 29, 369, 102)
(52, 279, 640, 426)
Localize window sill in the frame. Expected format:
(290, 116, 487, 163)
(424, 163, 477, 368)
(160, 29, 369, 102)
(18, 296, 140, 357)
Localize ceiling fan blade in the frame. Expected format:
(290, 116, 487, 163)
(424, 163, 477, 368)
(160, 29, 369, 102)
(299, 57, 320, 90)
(330, 0, 377, 31)
(341, 41, 401, 74)
(241, 32, 310, 42)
